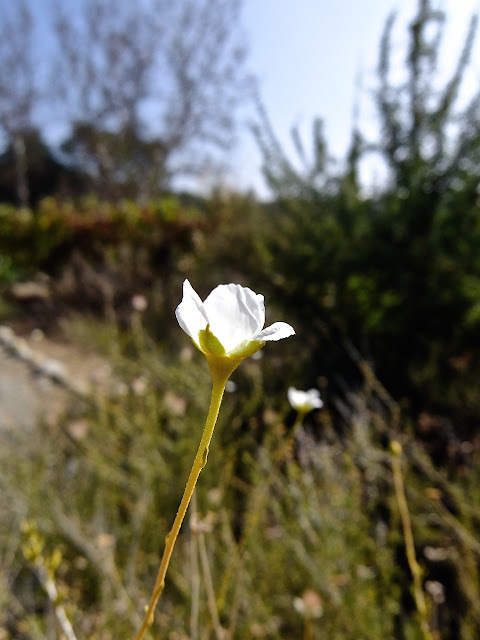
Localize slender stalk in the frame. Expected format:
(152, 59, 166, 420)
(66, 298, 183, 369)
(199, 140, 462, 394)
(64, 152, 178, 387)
(292, 410, 307, 435)
(391, 441, 434, 640)
(198, 527, 224, 639)
(303, 617, 313, 640)
(133, 372, 229, 640)
(190, 493, 200, 640)
(37, 565, 78, 640)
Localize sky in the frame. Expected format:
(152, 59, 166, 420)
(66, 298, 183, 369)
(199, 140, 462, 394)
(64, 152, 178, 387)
(228, 0, 480, 198)
(3, 0, 479, 198)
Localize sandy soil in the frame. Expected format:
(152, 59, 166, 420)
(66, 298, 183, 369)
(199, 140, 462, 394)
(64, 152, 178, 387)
(0, 325, 108, 432)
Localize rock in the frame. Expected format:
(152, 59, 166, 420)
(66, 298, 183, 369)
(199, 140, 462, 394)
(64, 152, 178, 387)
(10, 281, 50, 300)
(0, 325, 16, 347)
(35, 358, 68, 384)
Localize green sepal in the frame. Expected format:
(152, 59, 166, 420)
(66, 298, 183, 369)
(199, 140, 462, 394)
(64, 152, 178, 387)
(199, 325, 226, 356)
(229, 339, 264, 359)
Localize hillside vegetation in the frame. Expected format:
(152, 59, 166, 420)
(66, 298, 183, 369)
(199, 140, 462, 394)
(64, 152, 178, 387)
(2, 1, 480, 638)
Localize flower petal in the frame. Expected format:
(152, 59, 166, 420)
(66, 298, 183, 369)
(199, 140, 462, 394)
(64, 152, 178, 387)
(306, 389, 324, 409)
(288, 386, 323, 411)
(288, 387, 303, 407)
(204, 284, 264, 352)
(175, 280, 208, 345)
(235, 285, 265, 333)
(256, 322, 295, 342)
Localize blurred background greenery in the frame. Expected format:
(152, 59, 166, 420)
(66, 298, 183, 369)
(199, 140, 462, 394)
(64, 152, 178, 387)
(1, 0, 480, 638)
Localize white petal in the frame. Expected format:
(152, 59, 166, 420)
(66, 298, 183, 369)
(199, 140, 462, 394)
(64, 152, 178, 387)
(204, 284, 264, 352)
(239, 287, 265, 331)
(288, 386, 323, 411)
(175, 280, 208, 344)
(306, 389, 324, 409)
(256, 322, 295, 342)
(288, 387, 303, 407)
(288, 387, 308, 409)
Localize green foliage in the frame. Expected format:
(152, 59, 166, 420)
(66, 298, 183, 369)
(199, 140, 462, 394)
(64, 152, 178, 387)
(0, 195, 207, 325)
(0, 195, 204, 273)
(1, 1, 480, 636)
(251, 0, 480, 421)
(0, 320, 456, 640)
(3, 319, 479, 638)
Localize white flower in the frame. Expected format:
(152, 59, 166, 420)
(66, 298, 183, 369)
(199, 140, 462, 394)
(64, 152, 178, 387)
(175, 280, 295, 359)
(293, 589, 323, 619)
(131, 294, 148, 312)
(288, 387, 323, 412)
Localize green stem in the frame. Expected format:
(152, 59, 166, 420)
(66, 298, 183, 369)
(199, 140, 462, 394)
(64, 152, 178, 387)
(133, 371, 229, 640)
(303, 617, 313, 640)
(391, 442, 434, 640)
(292, 410, 307, 437)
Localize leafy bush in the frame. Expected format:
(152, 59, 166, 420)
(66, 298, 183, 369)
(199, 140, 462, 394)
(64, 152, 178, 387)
(251, 0, 480, 426)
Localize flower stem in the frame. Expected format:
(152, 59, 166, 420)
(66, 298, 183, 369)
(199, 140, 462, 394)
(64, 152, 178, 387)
(133, 371, 229, 640)
(391, 441, 434, 640)
(292, 410, 307, 436)
(303, 617, 313, 640)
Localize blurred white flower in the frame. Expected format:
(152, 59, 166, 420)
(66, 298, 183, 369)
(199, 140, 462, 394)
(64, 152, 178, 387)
(131, 294, 148, 312)
(175, 280, 295, 360)
(288, 387, 323, 412)
(293, 589, 323, 619)
(131, 376, 148, 396)
(225, 380, 238, 392)
(425, 580, 446, 605)
(66, 419, 90, 441)
(164, 391, 187, 416)
(179, 345, 194, 361)
(114, 381, 129, 396)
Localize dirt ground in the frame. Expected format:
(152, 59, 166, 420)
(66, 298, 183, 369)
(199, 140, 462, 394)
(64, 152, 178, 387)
(0, 323, 108, 432)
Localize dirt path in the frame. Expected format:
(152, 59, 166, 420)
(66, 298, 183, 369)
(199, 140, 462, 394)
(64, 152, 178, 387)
(0, 324, 109, 432)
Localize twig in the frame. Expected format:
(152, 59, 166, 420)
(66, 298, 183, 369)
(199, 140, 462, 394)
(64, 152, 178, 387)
(35, 564, 78, 640)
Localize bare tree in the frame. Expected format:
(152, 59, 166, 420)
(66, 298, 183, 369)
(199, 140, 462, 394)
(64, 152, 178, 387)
(0, 1, 36, 207)
(160, 0, 248, 174)
(52, 0, 248, 198)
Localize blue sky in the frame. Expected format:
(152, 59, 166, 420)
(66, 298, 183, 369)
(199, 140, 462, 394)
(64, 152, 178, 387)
(4, 0, 479, 196)
(228, 0, 480, 197)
